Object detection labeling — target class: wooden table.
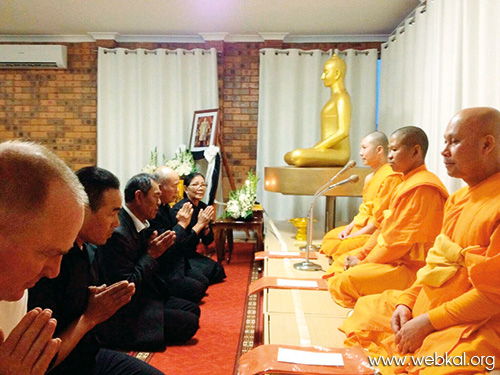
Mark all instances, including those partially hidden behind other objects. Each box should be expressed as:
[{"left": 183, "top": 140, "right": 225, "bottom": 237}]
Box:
[{"left": 213, "top": 211, "right": 264, "bottom": 263}]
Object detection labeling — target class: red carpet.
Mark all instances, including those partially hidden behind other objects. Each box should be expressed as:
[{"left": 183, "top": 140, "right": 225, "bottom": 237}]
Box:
[{"left": 148, "top": 242, "right": 256, "bottom": 375}]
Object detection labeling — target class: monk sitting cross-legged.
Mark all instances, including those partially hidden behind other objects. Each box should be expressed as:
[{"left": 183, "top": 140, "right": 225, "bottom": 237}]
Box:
[
  {"left": 320, "top": 131, "right": 402, "bottom": 259},
  {"left": 325, "top": 126, "right": 448, "bottom": 308},
  {"left": 340, "top": 107, "right": 500, "bottom": 375}
]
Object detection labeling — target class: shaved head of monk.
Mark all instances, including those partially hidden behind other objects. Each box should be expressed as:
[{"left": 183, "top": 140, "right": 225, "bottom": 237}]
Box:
[
  {"left": 359, "top": 131, "right": 389, "bottom": 169},
  {"left": 365, "top": 131, "right": 389, "bottom": 153},
  {"left": 442, "top": 107, "right": 500, "bottom": 186},
  {"left": 388, "top": 126, "right": 428, "bottom": 175}
]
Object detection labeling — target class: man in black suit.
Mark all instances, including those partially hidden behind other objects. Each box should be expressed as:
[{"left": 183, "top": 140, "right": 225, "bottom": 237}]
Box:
[
  {"left": 149, "top": 166, "right": 209, "bottom": 303},
  {"left": 29, "top": 166, "right": 164, "bottom": 375},
  {"left": 97, "top": 173, "right": 200, "bottom": 351}
]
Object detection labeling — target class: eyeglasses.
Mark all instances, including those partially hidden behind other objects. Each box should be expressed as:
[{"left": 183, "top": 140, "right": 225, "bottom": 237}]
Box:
[{"left": 188, "top": 183, "right": 208, "bottom": 188}]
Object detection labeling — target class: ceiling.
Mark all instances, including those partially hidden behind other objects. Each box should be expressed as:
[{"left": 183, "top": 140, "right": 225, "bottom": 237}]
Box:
[{"left": 1, "top": 0, "right": 421, "bottom": 43}]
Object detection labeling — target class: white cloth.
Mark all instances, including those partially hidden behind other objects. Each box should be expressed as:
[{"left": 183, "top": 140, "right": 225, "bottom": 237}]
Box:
[{"left": 202, "top": 145, "right": 220, "bottom": 202}]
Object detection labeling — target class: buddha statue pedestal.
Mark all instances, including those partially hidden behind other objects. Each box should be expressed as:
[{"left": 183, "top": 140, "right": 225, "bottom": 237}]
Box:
[{"left": 264, "top": 166, "right": 370, "bottom": 231}]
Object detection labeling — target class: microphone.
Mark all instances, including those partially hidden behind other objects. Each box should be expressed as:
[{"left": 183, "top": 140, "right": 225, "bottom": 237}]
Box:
[
  {"left": 335, "top": 160, "right": 356, "bottom": 179},
  {"left": 328, "top": 174, "right": 359, "bottom": 189},
  {"left": 315, "top": 174, "right": 359, "bottom": 199},
  {"left": 314, "top": 160, "right": 356, "bottom": 197}
]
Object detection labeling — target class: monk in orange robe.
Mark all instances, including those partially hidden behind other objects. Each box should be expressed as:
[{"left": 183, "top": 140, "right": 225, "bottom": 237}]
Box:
[
  {"left": 326, "top": 127, "right": 448, "bottom": 308},
  {"left": 341, "top": 107, "right": 500, "bottom": 374},
  {"left": 321, "top": 131, "right": 402, "bottom": 258}
]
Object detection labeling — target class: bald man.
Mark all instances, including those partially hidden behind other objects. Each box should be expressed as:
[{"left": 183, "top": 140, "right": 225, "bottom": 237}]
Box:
[
  {"left": 149, "top": 166, "right": 209, "bottom": 303},
  {"left": 0, "top": 141, "right": 86, "bottom": 374},
  {"left": 326, "top": 127, "right": 448, "bottom": 308},
  {"left": 341, "top": 107, "right": 500, "bottom": 374},
  {"left": 321, "top": 131, "right": 402, "bottom": 258}
]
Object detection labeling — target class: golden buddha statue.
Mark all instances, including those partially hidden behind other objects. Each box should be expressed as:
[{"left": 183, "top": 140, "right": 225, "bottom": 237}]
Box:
[{"left": 284, "top": 54, "right": 351, "bottom": 167}]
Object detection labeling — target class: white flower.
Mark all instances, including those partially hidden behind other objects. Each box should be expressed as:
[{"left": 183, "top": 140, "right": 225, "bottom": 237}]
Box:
[
  {"left": 223, "top": 170, "right": 259, "bottom": 219},
  {"left": 164, "top": 145, "right": 197, "bottom": 177},
  {"left": 142, "top": 164, "right": 156, "bottom": 174}
]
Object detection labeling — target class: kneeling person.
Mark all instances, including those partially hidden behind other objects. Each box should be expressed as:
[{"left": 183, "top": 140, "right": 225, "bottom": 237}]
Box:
[
  {"left": 29, "top": 167, "right": 163, "bottom": 375},
  {"left": 97, "top": 173, "right": 200, "bottom": 351},
  {"left": 149, "top": 166, "right": 209, "bottom": 303}
]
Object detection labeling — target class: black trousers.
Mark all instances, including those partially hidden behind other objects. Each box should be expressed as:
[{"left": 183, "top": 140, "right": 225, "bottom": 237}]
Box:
[
  {"left": 50, "top": 349, "right": 164, "bottom": 375},
  {"left": 163, "top": 296, "right": 200, "bottom": 344},
  {"left": 166, "top": 268, "right": 209, "bottom": 303},
  {"left": 94, "top": 349, "right": 164, "bottom": 375},
  {"left": 188, "top": 253, "right": 226, "bottom": 285}
]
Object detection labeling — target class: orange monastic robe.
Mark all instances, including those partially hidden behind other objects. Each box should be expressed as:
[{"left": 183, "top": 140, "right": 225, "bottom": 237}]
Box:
[
  {"left": 341, "top": 171, "right": 500, "bottom": 375},
  {"left": 327, "top": 165, "right": 448, "bottom": 308},
  {"left": 320, "top": 163, "right": 402, "bottom": 257}
]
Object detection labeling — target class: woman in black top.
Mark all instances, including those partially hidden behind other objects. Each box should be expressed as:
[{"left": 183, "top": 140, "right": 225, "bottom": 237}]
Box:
[{"left": 172, "top": 172, "right": 226, "bottom": 284}]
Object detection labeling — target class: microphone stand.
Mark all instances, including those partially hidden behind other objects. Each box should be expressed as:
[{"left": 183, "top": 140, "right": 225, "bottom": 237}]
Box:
[
  {"left": 299, "top": 160, "right": 355, "bottom": 252},
  {"left": 294, "top": 175, "right": 359, "bottom": 271}
]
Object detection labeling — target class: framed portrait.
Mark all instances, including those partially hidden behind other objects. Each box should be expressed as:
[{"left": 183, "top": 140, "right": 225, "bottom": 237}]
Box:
[{"left": 189, "top": 109, "right": 219, "bottom": 152}]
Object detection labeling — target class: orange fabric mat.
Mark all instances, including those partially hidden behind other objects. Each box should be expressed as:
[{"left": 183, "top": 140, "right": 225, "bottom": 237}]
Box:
[
  {"left": 248, "top": 276, "right": 328, "bottom": 295},
  {"left": 239, "top": 344, "right": 374, "bottom": 375}
]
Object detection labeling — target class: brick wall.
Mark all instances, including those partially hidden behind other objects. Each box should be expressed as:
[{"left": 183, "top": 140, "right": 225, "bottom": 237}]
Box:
[
  {"left": 0, "top": 40, "right": 381, "bottom": 194},
  {"left": 0, "top": 43, "right": 97, "bottom": 170}
]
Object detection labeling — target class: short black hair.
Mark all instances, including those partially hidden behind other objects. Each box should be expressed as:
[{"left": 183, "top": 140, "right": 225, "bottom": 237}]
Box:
[
  {"left": 183, "top": 172, "right": 205, "bottom": 187},
  {"left": 76, "top": 166, "right": 120, "bottom": 212},
  {"left": 124, "top": 173, "right": 159, "bottom": 203},
  {"left": 392, "top": 126, "right": 429, "bottom": 158}
]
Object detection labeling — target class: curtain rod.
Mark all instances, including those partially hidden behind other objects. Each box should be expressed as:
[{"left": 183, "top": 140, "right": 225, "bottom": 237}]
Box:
[
  {"left": 100, "top": 48, "right": 214, "bottom": 56},
  {"left": 260, "top": 49, "right": 372, "bottom": 56},
  {"left": 388, "top": 0, "right": 427, "bottom": 40}
]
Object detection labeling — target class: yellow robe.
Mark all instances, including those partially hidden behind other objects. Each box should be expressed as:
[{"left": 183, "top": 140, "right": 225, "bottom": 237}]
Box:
[
  {"left": 341, "top": 171, "right": 500, "bottom": 374},
  {"left": 327, "top": 165, "right": 448, "bottom": 308},
  {"left": 321, "top": 163, "right": 402, "bottom": 257}
]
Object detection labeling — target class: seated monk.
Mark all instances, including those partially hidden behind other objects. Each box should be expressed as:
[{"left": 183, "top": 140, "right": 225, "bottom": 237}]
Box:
[
  {"left": 325, "top": 126, "right": 448, "bottom": 308},
  {"left": 284, "top": 54, "right": 351, "bottom": 167},
  {"left": 320, "top": 131, "right": 402, "bottom": 258},
  {"left": 340, "top": 107, "right": 500, "bottom": 375}
]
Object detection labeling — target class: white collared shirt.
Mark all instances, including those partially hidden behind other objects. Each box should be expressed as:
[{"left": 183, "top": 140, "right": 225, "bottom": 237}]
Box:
[
  {"left": 0, "top": 290, "right": 28, "bottom": 337},
  {"left": 123, "top": 205, "right": 150, "bottom": 233}
]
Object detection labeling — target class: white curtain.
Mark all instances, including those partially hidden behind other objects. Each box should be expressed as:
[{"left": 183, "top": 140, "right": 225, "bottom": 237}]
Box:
[
  {"left": 379, "top": 0, "right": 500, "bottom": 193},
  {"left": 97, "top": 47, "right": 219, "bottom": 187},
  {"left": 257, "top": 48, "right": 378, "bottom": 227}
]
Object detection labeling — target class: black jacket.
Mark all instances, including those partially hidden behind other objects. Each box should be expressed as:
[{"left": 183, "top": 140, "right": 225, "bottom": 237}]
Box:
[{"left": 96, "top": 208, "right": 166, "bottom": 351}]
